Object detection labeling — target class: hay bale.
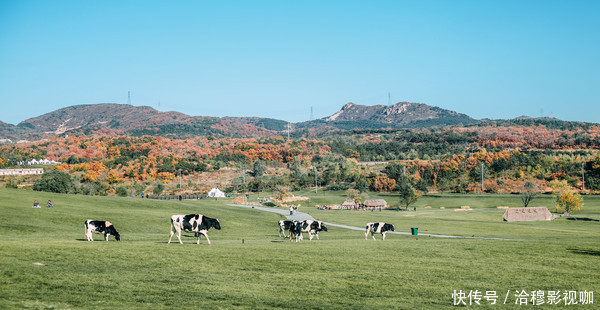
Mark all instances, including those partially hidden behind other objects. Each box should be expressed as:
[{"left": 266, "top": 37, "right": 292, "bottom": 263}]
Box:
[
  {"left": 424, "top": 206, "right": 432, "bottom": 209},
  {"left": 497, "top": 206, "right": 509, "bottom": 209},
  {"left": 440, "top": 207, "right": 445, "bottom": 209}
]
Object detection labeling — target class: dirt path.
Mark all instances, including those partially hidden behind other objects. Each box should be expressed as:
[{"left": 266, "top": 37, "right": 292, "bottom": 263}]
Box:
[
  {"left": 229, "top": 204, "right": 315, "bottom": 221},
  {"left": 229, "top": 204, "right": 516, "bottom": 240}
]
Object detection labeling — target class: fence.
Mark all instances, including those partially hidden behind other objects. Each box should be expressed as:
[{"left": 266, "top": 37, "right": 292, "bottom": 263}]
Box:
[{"left": 147, "top": 194, "right": 207, "bottom": 200}]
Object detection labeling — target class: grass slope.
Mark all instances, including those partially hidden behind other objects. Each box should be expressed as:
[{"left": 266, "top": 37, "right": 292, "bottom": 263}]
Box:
[{"left": 0, "top": 188, "right": 598, "bottom": 309}]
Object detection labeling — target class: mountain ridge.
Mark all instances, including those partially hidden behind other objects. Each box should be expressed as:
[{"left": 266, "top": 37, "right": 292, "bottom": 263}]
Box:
[
  {"left": 4, "top": 103, "right": 278, "bottom": 140},
  {"left": 0, "top": 102, "right": 589, "bottom": 141}
]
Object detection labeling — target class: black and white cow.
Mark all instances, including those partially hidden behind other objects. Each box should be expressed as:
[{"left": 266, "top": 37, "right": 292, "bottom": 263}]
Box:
[
  {"left": 288, "top": 220, "right": 302, "bottom": 242},
  {"left": 168, "top": 214, "right": 221, "bottom": 245},
  {"left": 365, "top": 222, "right": 395, "bottom": 240},
  {"left": 85, "top": 219, "right": 121, "bottom": 241},
  {"left": 278, "top": 220, "right": 293, "bottom": 238},
  {"left": 298, "top": 220, "right": 328, "bottom": 241}
]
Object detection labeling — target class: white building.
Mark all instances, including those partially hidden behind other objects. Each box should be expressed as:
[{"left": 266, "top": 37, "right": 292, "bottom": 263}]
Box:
[
  {"left": 0, "top": 168, "right": 44, "bottom": 176},
  {"left": 16, "top": 158, "right": 61, "bottom": 166},
  {"left": 207, "top": 188, "right": 226, "bottom": 198}
]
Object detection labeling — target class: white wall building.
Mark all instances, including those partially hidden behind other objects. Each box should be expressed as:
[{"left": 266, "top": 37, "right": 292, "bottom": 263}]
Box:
[
  {"left": 15, "top": 158, "right": 61, "bottom": 166},
  {"left": 0, "top": 168, "right": 44, "bottom": 176}
]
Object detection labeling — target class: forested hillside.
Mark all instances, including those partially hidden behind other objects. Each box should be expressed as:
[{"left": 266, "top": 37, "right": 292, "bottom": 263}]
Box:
[{"left": 2, "top": 120, "right": 600, "bottom": 198}]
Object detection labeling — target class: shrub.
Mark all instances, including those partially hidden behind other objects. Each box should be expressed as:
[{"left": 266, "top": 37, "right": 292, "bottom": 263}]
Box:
[
  {"left": 5, "top": 179, "right": 18, "bottom": 189},
  {"left": 116, "top": 186, "right": 128, "bottom": 197},
  {"left": 152, "top": 183, "right": 165, "bottom": 195},
  {"left": 33, "top": 170, "right": 73, "bottom": 194},
  {"left": 262, "top": 201, "right": 277, "bottom": 207}
]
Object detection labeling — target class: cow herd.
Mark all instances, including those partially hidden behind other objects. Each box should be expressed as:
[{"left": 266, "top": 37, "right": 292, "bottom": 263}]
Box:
[
  {"left": 278, "top": 220, "right": 395, "bottom": 242},
  {"left": 278, "top": 220, "right": 328, "bottom": 242},
  {"left": 84, "top": 214, "right": 396, "bottom": 244},
  {"left": 84, "top": 214, "right": 221, "bottom": 244}
]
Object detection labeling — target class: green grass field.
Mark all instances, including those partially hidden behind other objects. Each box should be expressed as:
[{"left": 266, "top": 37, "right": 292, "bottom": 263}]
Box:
[{"left": 1, "top": 188, "right": 598, "bottom": 309}]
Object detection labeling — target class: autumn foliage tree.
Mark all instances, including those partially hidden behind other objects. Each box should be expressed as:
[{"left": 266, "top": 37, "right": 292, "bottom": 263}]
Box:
[
  {"left": 555, "top": 191, "right": 583, "bottom": 215},
  {"left": 371, "top": 175, "right": 396, "bottom": 192},
  {"left": 274, "top": 185, "right": 291, "bottom": 201},
  {"left": 345, "top": 188, "right": 367, "bottom": 203}
]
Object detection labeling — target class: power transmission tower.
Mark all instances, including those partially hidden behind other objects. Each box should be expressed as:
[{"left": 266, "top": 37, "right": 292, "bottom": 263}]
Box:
[{"left": 127, "top": 91, "right": 131, "bottom": 105}]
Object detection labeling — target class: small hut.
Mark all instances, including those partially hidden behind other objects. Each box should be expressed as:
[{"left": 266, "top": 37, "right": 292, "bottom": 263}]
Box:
[
  {"left": 207, "top": 188, "right": 226, "bottom": 198},
  {"left": 341, "top": 199, "right": 357, "bottom": 210},
  {"left": 361, "top": 199, "right": 387, "bottom": 211}
]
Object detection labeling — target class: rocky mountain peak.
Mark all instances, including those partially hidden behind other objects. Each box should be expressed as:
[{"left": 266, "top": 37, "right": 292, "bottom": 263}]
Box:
[{"left": 323, "top": 101, "right": 475, "bottom": 127}]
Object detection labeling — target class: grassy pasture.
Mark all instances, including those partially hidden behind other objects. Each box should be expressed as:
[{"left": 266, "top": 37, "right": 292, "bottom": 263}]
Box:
[{"left": 1, "top": 188, "right": 598, "bottom": 309}]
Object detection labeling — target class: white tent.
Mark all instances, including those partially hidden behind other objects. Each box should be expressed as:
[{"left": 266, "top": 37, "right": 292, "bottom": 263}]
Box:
[{"left": 207, "top": 188, "right": 226, "bottom": 198}]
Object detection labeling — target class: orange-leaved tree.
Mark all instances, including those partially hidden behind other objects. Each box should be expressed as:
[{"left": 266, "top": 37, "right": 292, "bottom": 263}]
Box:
[{"left": 371, "top": 175, "right": 396, "bottom": 192}]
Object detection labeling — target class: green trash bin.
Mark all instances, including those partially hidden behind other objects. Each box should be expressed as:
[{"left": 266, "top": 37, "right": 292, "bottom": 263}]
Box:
[{"left": 411, "top": 227, "right": 418, "bottom": 235}]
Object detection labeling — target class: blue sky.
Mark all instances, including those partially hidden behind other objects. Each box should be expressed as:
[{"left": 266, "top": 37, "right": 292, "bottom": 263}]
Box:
[{"left": 1, "top": 0, "right": 599, "bottom": 124}]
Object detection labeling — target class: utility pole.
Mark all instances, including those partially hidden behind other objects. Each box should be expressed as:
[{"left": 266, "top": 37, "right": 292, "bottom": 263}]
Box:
[
  {"left": 582, "top": 162, "right": 585, "bottom": 191},
  {"left": 314, "top": 166, "right": 318, "bottom": 193},
  {"left": 480, "top": 163, "right": 484, "bottom": 192},
  {"left": 242, "top": 168, "right": 245, "bottom": 184}
]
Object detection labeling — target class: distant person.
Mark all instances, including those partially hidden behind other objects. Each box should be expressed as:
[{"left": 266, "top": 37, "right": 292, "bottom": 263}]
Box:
[
  {"left": 47, "top": 200, "right": 53, "bottom": 208},
  {"left": 33, "top": 200, "right": 40, "bottom": 208},
  {"left": 141, "top": 191, "right": 145, "bottom": 198}
]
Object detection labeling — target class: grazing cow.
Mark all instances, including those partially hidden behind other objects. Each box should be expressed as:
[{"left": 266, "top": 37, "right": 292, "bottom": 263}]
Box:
[
  {"left": 365, "top": 222, "right": 395, "bottom": 240},
  {"left": 278, "top": 220, "right": 293, "bottom": 238},
  {"left": 85, "top": 220, "right": 121, "bottom": 241},
  {"left": 288, "top": 220, "right": 302, "bottom": 242},
  {"left": 298, "top": 220, "right": 328, "bottom": 241},
  {"left": 168, "top": 214, "right": 221, "bottom": 245}
]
